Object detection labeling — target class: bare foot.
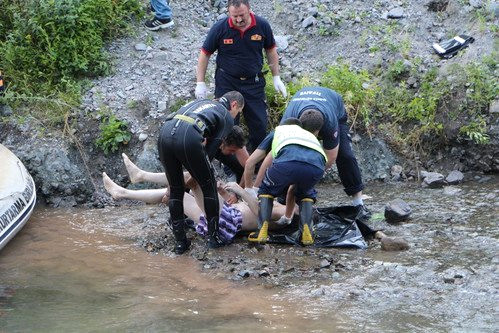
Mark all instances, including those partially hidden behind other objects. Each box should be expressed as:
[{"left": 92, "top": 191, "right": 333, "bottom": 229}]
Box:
[
  {"left": 122, "top": 153, "right": 143, "bottom": 183},
  {"left": 102, "top": 172, "right": 126, "bottom": 200},
  {"left": 161, "top": 189, "right": 170, "bottom": 204}
]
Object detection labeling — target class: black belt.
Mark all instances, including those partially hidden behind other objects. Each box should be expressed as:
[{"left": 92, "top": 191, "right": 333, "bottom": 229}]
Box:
[
  {"left": 170, "top": 114, "right": 206, "bottom": 136},
  {"left": 218, "top": 67, "right": 260, "bottom": 81}
]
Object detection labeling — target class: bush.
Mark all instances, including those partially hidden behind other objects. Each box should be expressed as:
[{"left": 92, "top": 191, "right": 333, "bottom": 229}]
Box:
[
  {"left": 0, "top": 0, "right": 143, "bottom": 126},
  {"left": 95, "top": 113, "right": 132, "bottom": 154},
  {"left": 320, "top": 63, "right": 377, "bottom": 131}
]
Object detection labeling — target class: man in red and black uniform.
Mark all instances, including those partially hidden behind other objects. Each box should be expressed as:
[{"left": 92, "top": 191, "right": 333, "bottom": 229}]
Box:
[
  {"left": 195, "top": 0, "right": 287, "bottom": 151},
  {"left": 158, "top": 91, "right": 244, "bottom": 254}
]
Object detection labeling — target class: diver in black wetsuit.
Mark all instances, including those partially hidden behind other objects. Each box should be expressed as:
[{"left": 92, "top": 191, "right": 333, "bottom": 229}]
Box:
[{"left": 158, "top": 91, "right": 244, "bottom": 254}]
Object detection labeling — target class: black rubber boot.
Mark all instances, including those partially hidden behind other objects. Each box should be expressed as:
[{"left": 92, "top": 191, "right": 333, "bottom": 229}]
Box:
[
  {"left": 299, "top": 198, "right": 314, "bottom": 246},
  {"left": 248, "top": 195, "right": 273, "bottom": 243},
  {"left": 171, "top": 219, "right": 191, "bottom": 254},
  {"left": 207, "top": 217, "right": 225, "bottom": 248}
]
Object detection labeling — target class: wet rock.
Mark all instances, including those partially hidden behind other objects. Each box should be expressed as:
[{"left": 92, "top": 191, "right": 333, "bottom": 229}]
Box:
[
  {"left": 384, "top": 198, "right": 412, "bottom": 223},
  {"left": 446, "top": 170, "right": 464, "bottom": 184},
  {"left": 380, "top": 237, "right": 410, "bottom": 251},
  {"left": 422, "top": 171, "right": 447, "bottom": 188}
]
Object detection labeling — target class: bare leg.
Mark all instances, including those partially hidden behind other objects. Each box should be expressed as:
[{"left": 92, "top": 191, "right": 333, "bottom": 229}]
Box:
[
  {"left": 122, "top": 153, "right": 169, "bottom": 185},
  {"left": 102, "top": 172, "right": 166, "bottom": 204}
]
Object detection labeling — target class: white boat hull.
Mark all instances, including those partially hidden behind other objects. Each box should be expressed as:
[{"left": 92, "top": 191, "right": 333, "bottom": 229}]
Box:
[{"left": 0, "top": 144, "right": 36, "bottom": 251}]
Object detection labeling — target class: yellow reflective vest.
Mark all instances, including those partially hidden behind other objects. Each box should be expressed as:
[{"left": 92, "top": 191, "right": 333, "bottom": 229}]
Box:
[{"left": 271, "top": 124, "right": 327, "bottom": 162}]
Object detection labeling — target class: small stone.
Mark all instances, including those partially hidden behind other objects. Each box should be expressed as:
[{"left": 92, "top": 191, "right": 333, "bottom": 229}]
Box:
[
  {"left": 387, "top": 7, "right": 405, "bottom": 18},
  {"left": 134, "top": 43, "right": 148, "bottom": 51},
  {"left": 385, "top": 199, "right": 412, "bottom": 223},
  {"left": 158, "top": 101, "right": 167, "bottom": 112},
  {"left": 138, "top": 133, "right": 148, "bottom": 141},
  {"left": 422, "top": 172, "right": 446, "bottom": 188},
  {"left": 446, "top": 170, "right": 464, "bottom": 184},
  {"left": 302, "top": 16, "right": 317, "bottom": 28},
  {"left": 380, "top": 237, "right": 410, "bottom": 251},
  {"left": 274, "top": 35, "right": 289, "bottom": 51},
  {"left": 320, "top": 259, "right": 331, "bottom": 268}
]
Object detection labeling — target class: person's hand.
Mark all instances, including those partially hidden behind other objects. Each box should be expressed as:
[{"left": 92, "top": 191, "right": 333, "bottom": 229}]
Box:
[
  {"left": 195, "top": 82, "right": 207, "bottom": 99},
  {"left": 275, "top": 215, "right": 292, "bottom": 225},
  {"left": 272, "top": 76, "right": 287, "bottom": 98},
  {"left": 161, "top": 190, "right": 170, "bottom": 204},
  {"left": 226, "top": 192, "right": 238, "bottom": 205}
]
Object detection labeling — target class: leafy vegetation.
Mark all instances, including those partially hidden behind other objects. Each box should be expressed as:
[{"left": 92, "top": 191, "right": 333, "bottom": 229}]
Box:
[
  {"left": 264, "top": 54, "right": 497, "bottom": 160},
  {"left": 0, "top": 0, "right": 143, "bottom": 126},
  {"left": 95, "top": 113, "right": 132, "bottom": 154}
]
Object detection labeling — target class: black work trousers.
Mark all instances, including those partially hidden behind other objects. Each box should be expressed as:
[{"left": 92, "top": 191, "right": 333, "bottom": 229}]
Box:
[
  {"left": 215, "top": 68, "right": 267, "bottom": 151},
  {"left": 336, "top": 119, "right": 364, "bottom": 196}
]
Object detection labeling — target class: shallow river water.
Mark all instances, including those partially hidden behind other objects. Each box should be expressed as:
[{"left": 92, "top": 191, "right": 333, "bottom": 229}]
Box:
[{"left": 1, "top": 178, "right": 498, "bottom": 332}]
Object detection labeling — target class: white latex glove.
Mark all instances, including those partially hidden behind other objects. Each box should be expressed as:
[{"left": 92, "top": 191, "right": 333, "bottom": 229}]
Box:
[
  {"left": 244, "top": 187, "right": 258, "bottom": 198},
  {"left": 272, "top": 75, "right": 287, "bottom": 98},
  {"left": 275, "top": 215, "right": 292, "bottom": 225},
  {"left": 195, "top": 82, "right": 207, "bottom": 99}
]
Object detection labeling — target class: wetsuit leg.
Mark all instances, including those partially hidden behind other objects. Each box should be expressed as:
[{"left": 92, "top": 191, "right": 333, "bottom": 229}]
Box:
[
  {"left": 170, "top": 217, "right": 191, "bottom": 254},
  {"left": 336, "top": 120, "right": 364, "bottom": 196},
  {"left": 178, "top": 130, "right": 224, "bottom": 248},
  {"left": 158, "top": 124, "right": 189, "bottom": 253}
]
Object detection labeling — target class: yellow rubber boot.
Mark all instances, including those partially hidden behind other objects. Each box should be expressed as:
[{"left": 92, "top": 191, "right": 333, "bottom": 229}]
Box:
[
  {"left": 299, "top": 198, "right": 315, "bottom": 246},
  {"left": 248, "top": 194, "right": 273, "bottom": 244},
  {"left": 301, "top": 224, "right": 314, "bottom": 245},
  {"left": 248, "top": 221, "right": 269, "bottom": 243}
]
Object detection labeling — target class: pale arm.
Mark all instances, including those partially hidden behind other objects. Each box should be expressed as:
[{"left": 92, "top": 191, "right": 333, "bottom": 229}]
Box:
[
  {"left": 325, "top": 146, "right": 339, "bottom": 170},
  {"left": 242, "top": 148, "right": 267, "bottom": 188},
  {"left": 224, "top": 182, "right": 259, "bottom": 217},
  {"left": 196, "top": 51, "right": 210, "bottom": 82},
  {"left": 254, "top": 151, "right": 274, "bottom": 187},
  {"left": 265, "top": 47, "right": 280, "bottom": 76}
]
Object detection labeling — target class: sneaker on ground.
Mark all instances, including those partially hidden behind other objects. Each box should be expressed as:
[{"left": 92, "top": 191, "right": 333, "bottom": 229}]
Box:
[{"left": 144, "top": 17, "right": 174, "bottom": 31}]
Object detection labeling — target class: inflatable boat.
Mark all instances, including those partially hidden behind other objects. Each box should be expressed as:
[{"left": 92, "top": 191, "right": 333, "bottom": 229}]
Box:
[{"left": 0, "top": 144, "right": 36, "bottom": 251}]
